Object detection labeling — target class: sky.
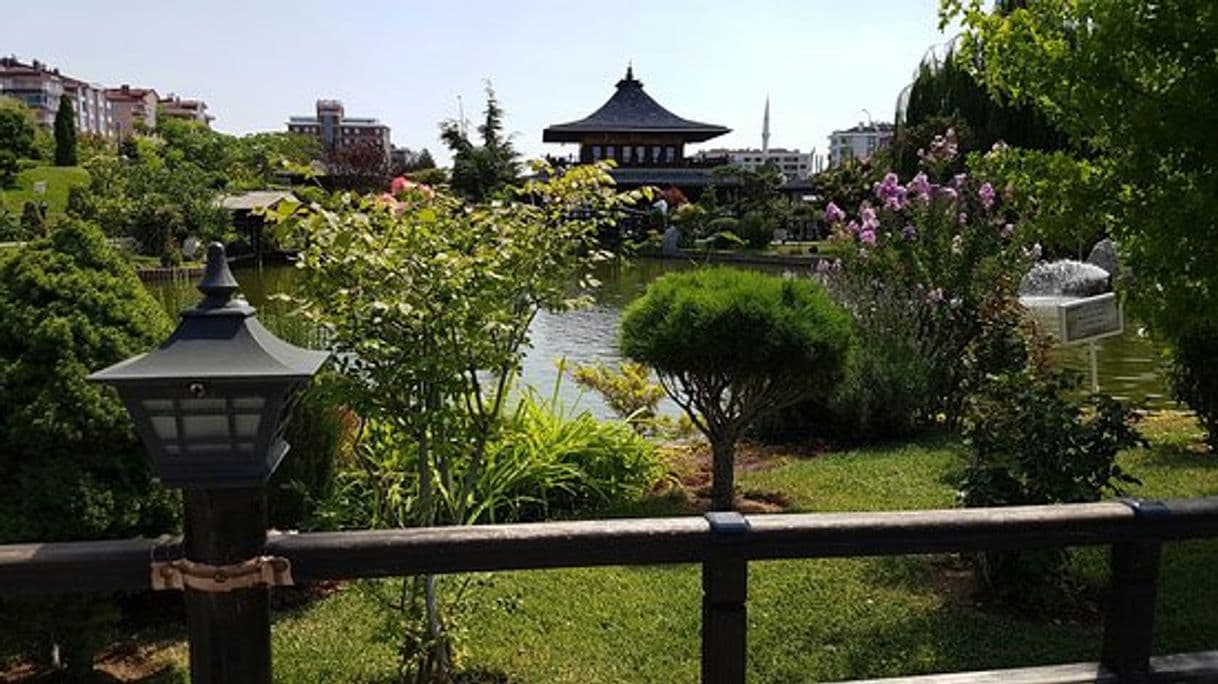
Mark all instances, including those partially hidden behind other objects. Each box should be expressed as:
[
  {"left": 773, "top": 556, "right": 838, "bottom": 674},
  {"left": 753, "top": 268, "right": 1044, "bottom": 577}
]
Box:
[{"left": 1, "top": 1, "right": 955, "bottom": 166}]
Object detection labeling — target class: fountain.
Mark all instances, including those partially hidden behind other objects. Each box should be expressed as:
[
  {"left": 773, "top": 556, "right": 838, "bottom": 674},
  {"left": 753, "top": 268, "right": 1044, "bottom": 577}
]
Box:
[{"left": 1018, "top": 259, "right": 1111, "bottom": 298}]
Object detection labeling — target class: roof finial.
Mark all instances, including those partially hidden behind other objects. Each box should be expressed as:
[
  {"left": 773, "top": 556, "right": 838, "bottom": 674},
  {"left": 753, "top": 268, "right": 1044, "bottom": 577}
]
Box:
[
  {"left": 626, "top": 61, "right": 634, "bottom": 81},
  {"left": 197, "top": 242, "right": 240, "bottom": 306},
  {"left": 618, "top": 62, "right": 641, "bottom": 88}
]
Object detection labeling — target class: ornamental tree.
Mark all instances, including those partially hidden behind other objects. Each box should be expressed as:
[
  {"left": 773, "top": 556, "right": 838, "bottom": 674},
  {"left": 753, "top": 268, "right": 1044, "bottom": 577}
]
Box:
[{"left": 620, "top": 267, "right": 853, "bottom": 510}]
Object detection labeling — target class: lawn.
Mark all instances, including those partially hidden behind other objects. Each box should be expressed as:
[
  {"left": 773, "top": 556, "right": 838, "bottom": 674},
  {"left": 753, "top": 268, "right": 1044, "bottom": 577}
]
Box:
[
  {"left": 0, "top": 165, "right": 90, "bottom": 216},
  {"left": 89, "top": 413, "right": 1218, "bottom": 683}
]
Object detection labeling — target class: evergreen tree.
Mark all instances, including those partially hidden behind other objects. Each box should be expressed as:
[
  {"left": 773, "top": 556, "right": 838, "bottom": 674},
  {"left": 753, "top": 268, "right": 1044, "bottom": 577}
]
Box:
[
  {"left": 53, "top": 95, "right": 76, "bottom": 167},
  {"left": 0, "top": 97, "right": 36, "bottom": 186},
  {"left": 440, "top": 83, "right": 519, "bottom": 201},
  {"left": 415, "top": 148, "right": 436, "bottom": 170}
]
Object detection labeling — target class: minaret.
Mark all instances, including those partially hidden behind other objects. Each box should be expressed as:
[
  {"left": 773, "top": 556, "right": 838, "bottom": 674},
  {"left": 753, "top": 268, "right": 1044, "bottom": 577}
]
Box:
[{"left": 762, "top": 96, "right": 771, "bottom": 161}]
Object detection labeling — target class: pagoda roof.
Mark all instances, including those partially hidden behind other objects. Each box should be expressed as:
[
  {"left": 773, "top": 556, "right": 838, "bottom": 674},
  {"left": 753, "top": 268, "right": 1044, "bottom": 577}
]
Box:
[{"left": 543, "top": 66, "right": 730, "bottom": 143}]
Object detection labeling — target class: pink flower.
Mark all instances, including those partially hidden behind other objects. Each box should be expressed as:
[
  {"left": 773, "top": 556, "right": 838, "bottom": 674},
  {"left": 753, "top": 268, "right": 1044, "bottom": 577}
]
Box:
[
  {"left": 389, "top": 176, "right": 435, "bottom": 198},
  {"left": 927, "top": 287, "right": 945, "bottom": 304},
  {"left": 860, "top": 229, "right": 877, "bottom": 246},
  {"left": 1001, "top": 223, "right": 1015, "bottom": 239},
  {"left": 846, "top": 220, "right": 861, "bottom": 235},
  {"left": 958, "top": 212, "right": 969, "bottom": 225},
  {"left": 824, "top": 201, "right": 845, "bottom": 223}
]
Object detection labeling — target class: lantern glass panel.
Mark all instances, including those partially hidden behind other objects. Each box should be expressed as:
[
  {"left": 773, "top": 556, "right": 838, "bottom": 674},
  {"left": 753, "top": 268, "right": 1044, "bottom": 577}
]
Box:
[
  {"left": 234, "top": 414, "right": 260, "bottom": 438},
  {"left": 181, "top": 414, "right": 230, "bottom": 439},
  {"left": 232, "top": 397, "right": 264, "bottom": 410},
  {"left": 143, "top": 399, "right": 174, "bottom": 412},
  {"left": 151, "top": 415, "right": 178, "bottom": 440},
  {"left": 181, "top": 398, "right": 226, "bottom": 412}
]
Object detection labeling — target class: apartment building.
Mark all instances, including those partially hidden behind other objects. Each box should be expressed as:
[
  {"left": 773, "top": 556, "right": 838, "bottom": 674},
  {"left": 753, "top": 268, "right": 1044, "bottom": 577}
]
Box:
[
  {"left": 105, "top": 84, "right": 159, "bottom": 138},
  {"left": 160, "top": 93, "right": 213, "bottom": 127},
  {"left": 0, "top": 56, "right": 114, "bottom": 136},
  {"left": 828, "top": 122, "right": 894, "bottom": 167},
  {"left": 287, "top": 100, "right": 391, "bottom": 162}
]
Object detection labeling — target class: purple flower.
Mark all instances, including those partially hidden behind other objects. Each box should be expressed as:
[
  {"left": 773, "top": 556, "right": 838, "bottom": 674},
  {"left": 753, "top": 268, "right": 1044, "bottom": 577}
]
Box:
[
  {"left": 861, "top": 207, "right": 877, "bottom": 224},
  {"left": 978, "top": 182, "right": 995, "bottom": 210},
  {"left": 873, "top": 172, "right": 908, "bottom": 210},
  {"left": 860, "top": 229, "right": 877, "bottom": 246},
  {"left": 908, "top": 172, "right": 932, "bottom": 203},
  {"left": 1001, "top": 223, "right": 1015, "bottom": 239},
  {"left": 824, "top": 201, "right": 845, "bottom": 223},
  {"left": 952, "top": 173, "right": 968, "bottom": 189},
  {"left": 846, "top": 220, "right": 861, "bottom": 235},
  {"left": 958, "top": 212, "right": 969, "bottom": 225},
  {"left": 902, "top": 224, "right": 918, "bottom": 240},
  {"left": 938, "top": 186, "right": 958, "bottom": 201}
]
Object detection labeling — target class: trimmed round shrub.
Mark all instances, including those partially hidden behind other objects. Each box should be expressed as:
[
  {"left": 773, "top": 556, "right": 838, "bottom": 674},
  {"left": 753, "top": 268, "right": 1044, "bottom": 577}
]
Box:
[{"left": 621, "top": 267, "right": 853, "bottom": 509}]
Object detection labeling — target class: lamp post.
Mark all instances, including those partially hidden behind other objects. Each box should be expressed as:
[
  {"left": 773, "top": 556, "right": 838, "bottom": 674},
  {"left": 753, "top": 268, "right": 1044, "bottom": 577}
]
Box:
[{"left": 89, "top": 243, "right": 328, "bottom": 683}]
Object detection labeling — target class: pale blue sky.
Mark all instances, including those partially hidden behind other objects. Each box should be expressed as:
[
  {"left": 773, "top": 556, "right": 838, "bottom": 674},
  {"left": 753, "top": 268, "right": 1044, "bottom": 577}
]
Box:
[{"left": 2, "top": 1, "right": 954, "bottom": 165}]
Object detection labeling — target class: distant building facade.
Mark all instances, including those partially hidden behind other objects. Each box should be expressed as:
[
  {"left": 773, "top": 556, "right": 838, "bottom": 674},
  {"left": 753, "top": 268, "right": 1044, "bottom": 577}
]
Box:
[
  {"left": 106, "top": 84, "right": 159, "bottom": 138},
  {"left": 160, "top": 94, "right": 212, "bottom": 127},
  {"left": 0, "top": 56, "right": 114, "bottom": 136},
  {"left": 287, "top": 100, "right": 391, "bottom": 162},
  {"left": 695, "top": 148, "right": 813, "bottom": 179},
  {"left": 828, "top": 122, "right": 894, "bottom": 167}
]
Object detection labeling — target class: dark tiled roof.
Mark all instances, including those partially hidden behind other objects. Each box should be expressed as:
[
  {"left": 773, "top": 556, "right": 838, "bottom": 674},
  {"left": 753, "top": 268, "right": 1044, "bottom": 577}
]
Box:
[{"left": 544, "top": 67, "right": 730, "bottom": 143}]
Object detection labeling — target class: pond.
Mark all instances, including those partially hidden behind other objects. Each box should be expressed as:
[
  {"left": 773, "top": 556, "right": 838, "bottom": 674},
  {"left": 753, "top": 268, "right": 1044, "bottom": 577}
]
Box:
[{"left": 146, "top": 259, "right": 1176, "bottom": 418}]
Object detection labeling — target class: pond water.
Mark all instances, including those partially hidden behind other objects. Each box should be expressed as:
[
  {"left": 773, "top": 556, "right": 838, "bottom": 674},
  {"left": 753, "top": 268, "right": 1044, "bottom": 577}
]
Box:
[{"left": 147, "top": 260, "right": 1175, "bottom": 418}]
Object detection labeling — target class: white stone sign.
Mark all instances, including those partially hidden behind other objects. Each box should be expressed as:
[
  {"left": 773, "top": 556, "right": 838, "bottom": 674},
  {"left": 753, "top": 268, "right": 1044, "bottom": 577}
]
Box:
[{"left": 1058, "top": 293, "right": 1123, "bottom": 345}]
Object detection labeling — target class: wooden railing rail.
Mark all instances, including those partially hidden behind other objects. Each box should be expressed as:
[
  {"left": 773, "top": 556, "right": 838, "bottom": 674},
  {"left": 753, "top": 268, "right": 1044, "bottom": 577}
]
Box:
[{"left": 3, "top": 497, "right": 1218, "bottom": 682}]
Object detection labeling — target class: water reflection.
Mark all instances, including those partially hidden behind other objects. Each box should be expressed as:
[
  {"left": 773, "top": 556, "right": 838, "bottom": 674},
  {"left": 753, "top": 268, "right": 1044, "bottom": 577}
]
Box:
[{"left": 148, "top": 259, "right": 1175, "bottom": 418}]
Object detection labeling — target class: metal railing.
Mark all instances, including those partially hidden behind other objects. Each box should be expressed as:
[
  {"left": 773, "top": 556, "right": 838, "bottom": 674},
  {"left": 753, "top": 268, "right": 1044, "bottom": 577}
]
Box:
[{"left": 4, "top": 497, "right": 1218, "bottom": 682}]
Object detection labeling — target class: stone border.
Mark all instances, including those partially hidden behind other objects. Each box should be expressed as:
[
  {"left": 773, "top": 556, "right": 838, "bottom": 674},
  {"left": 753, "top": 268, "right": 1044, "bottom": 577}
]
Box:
[
  {"left": 136, "top": 265, "right": 206, "bottom": 283},
  {"left": 644, "top": 248, "right": 828, "bottom": 268}
]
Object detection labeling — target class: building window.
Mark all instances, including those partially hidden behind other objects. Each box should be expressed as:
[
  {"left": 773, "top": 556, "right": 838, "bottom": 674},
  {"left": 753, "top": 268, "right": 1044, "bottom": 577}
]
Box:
[
  {"left": 591, "top": 145, "right": 602, "bottom": 161},
  {"left": 622, "top": 146, "right": 632, "bottom": 163},
  {"left": 606, "top": 146, "right": 615, "bottom": 160},
  {"left": 635, "top": 146, "right": 645, "bottom": 163},
  {"left": 665, "top": 146, "right": 675, "bottom": 162}
]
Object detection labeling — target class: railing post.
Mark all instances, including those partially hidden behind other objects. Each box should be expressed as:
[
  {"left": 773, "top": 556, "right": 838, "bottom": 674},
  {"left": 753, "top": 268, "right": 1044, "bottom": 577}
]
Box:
[
  {"left": 702, "top": 512, "right": 749, "bottom": 684},
  {"left": 1102, "top": 499, "right": 1167, "bottom": 683},
  {"left": 183, "top": 488, "right": 271, "bottom": 684}
]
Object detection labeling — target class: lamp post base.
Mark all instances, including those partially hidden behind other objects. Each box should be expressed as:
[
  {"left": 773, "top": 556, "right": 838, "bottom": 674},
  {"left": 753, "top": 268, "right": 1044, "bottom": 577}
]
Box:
[{"left": 183, "top": 488, "right": 271, "bottom": 684}]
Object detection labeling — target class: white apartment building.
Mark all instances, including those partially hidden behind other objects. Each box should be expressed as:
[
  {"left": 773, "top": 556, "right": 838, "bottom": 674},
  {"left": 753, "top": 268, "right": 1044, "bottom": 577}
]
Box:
[
  {"left": 828, "top": 122, "right": 894, "bottom": 167},
  {"left": 696, "top": 148, "right": 813, "bottom": 179}
]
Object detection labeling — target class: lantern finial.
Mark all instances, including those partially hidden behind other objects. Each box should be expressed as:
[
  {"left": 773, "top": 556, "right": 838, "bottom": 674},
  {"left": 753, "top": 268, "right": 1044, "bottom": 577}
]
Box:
[{"left": 198, "top": 242, "right": 239, "bottom": 305}]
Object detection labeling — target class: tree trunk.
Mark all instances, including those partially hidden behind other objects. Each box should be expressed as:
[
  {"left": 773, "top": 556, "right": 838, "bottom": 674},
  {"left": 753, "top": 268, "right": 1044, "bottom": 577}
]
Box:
[{"left": 710, "top": 436, "right": 737, "bottom": 511}]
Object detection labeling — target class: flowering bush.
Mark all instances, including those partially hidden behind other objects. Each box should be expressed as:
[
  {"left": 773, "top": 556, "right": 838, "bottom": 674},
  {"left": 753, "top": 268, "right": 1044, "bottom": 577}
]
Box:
[{"left": 819, "top": 132, "right": 1038, "bottom": 425}]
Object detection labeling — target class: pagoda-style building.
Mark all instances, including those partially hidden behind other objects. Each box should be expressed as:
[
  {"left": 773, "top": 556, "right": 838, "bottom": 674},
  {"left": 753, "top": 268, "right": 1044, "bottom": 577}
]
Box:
[{"left": 543, "top": 66, "right": 732, "bottom": 193}]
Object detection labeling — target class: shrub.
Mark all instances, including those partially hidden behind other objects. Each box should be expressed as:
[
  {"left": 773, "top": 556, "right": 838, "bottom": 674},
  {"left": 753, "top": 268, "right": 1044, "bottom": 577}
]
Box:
[
  {"left": 267, "top": 382, "right": 354, "bottom": 530},
  {"left": 472, "top": 388, "right": 662, "bottom": 523},
  {"left": 0, "top": 219, "right": 178, "bottom": 676},
  {"left": 958, "top": 368, "right": 1142, "bottom": 599},
  {"left": 1168, "top": 322, "right": 1218, "bottom": 451},
  {"left": 621, "top": 267, "right": 853, "bottom": 509},
  {"left": 737, "top": 212, "right": 776, "bottom": 249},
  {"left": 568, "top": 361, "right": 665, "bottom": 432}
]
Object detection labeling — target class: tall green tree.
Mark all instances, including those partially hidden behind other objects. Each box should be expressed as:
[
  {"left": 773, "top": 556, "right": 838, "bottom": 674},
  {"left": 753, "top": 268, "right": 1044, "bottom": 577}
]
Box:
[
  {"left": 0, "top": 96, "right": 36, "bottom": 187},
  {"left": 53, "top": 94, "right": 77, "bottom": 166},
  {"left": 942, "top": 0, "right": 1218, "bottom": 446},
  {"left": 440, "top": 83, "right": 519, "bottom": 201}
]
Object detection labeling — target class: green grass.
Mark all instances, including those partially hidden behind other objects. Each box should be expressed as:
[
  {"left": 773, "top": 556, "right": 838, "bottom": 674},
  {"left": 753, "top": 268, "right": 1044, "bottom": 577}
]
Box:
[
  {"left": 0, "top": 164, "right": 89, "bottom": 216},
  {"left": 55, "top": 414, "right": 1218, "bottom": 682}
]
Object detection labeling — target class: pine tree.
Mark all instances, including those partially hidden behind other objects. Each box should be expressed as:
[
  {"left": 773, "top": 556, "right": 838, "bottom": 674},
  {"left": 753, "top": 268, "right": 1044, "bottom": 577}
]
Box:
[
  {"left": 440, "top": 83, "right": 519, "bottom": 201},
  {"left": 53, "top": 94, "right": 76, "bottom": 167}
]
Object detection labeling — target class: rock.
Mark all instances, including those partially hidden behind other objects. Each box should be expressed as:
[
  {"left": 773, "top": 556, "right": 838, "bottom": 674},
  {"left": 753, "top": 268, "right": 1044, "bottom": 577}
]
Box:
[
  {"left": 1019, "top": 259, "right": 1111, "bottom": 297},
  {"left": 1087, "top": 238, "right": 1120, "bottom": 277},
  {"left": 661, "top": 226, "right": 681, "bottom": 256}
]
